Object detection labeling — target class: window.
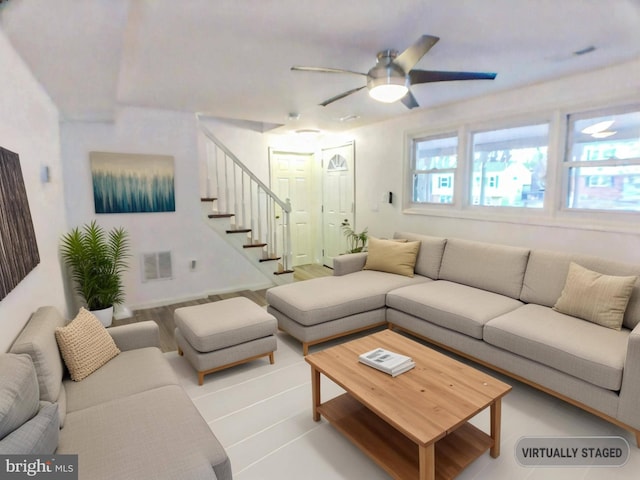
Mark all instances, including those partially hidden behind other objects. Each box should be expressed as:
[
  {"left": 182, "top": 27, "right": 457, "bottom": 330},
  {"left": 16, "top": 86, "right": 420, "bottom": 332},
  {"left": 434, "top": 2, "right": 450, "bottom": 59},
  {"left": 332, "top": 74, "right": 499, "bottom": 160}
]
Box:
[
  {"left": 471, "top": 124, "right": 548, "bottom": 208},
  {"left": 564, "top": 107, "right": 640, "bottom": 211},
  {"left": 411, "top": 134, "right": 457, "bottom": 204}
]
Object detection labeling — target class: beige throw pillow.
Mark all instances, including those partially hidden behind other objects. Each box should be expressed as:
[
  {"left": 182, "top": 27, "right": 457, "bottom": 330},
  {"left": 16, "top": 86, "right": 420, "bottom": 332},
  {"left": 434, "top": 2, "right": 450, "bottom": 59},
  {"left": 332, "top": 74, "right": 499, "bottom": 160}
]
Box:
[
  {"left": 55, "top": 308, "right": 120, "bottom": 381},
  {"left": 553, "top": 262, "right": 637, "bottom": 330},
  {"left": 363, "top": 237, "right": 421, "bottom": 277}
]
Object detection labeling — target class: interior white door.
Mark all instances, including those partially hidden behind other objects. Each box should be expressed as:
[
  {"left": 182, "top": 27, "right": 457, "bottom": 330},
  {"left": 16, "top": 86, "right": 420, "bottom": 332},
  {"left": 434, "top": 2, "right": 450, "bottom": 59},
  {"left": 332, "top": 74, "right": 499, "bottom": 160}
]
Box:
[
  {"left": 269, "top": 150, "right": 314, "bottom": 267},
  {"left": 322, "top": 142, "right": 355, "bottom": 267}
]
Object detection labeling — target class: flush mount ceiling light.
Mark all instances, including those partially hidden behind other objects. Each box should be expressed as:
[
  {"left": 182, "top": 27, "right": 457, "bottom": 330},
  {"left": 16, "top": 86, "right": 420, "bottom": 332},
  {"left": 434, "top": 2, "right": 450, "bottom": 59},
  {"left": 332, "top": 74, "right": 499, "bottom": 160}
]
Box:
[
  {"left": 295, "top": 128, "right": 321, "bottom": 136},
  {"left": 338, "top": 114, "right": 360, "bottom": 122}
]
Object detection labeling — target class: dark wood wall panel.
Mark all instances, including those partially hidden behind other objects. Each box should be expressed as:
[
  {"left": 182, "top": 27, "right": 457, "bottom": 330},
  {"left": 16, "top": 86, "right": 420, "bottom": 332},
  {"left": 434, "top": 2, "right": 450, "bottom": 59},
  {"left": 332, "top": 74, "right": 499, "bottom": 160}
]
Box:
[{"left": 0, "top": 147, "right": 40, "bottom": 300}]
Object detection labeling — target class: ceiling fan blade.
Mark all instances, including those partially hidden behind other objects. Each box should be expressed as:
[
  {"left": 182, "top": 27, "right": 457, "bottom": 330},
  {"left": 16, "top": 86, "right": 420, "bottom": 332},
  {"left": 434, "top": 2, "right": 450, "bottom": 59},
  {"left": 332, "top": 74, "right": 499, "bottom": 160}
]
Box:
[
  {"left": 401, "top": 90, "right": 419, "bottom": 109},
  {"left": 393, "top": 35, "right": 440, "bottom": 72},
  {"left": 319, "top": 85, "right": 366, "bottom": 107},
  {"left": 291, "top": 66, "right": 367, "bottom": 77},
  {"left": 410, "top": 69, "right": 497, "bottom": 84}
]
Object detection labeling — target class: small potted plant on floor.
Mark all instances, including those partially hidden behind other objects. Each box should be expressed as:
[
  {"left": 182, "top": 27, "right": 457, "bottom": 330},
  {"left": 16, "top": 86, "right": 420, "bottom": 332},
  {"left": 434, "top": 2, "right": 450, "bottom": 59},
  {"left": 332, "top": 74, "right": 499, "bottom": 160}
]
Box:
[
  {"left": 341, "top": 219, "right": 368, "bottom": 253},
  {"left": 60, "top": 221, "right": 130, "bottom": 327}
]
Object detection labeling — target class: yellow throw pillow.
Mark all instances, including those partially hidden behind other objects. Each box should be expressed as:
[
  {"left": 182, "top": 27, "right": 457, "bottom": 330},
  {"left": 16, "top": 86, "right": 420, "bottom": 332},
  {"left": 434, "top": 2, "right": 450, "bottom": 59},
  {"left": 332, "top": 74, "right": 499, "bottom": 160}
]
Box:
[
  {"left": 553, "top": 262, "right": 637, "bottom": 330},
  {"left": 55, "top": 308, "right": 120, "bottom": 381},
  {"left": 363, "top": 237, "right": 421, "bottom": 277}
]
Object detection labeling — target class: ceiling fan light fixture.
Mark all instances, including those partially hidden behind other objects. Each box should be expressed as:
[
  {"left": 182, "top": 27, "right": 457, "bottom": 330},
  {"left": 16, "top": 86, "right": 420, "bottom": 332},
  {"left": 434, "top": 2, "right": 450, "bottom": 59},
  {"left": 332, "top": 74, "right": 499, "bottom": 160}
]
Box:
[
  {"left": 367, "top": 59, "right": 409, "bottom": 103},
  {"left": 368, "top": 83, "right": 409, "bottom": 103}
]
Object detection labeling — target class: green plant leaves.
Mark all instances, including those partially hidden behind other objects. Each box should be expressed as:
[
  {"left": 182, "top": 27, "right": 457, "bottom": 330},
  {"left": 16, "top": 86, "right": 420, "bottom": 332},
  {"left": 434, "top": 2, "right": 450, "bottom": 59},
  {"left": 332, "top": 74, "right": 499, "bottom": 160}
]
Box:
[{"left": 60, "top": 220, "right": 130, "bottom": 310}]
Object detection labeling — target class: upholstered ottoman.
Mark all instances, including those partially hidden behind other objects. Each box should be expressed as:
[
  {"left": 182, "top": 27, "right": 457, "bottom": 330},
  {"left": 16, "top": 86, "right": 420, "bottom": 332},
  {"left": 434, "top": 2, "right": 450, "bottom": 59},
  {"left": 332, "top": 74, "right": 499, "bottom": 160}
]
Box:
[{"left": 174, "top": 298, "right": 277, "bottom": 385}]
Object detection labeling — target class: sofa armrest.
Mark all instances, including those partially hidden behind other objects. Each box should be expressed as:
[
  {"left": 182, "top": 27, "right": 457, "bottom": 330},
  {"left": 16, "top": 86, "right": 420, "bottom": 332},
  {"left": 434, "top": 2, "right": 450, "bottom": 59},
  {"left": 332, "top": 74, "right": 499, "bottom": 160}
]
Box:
[
  {"left": 332, "top": 252, "right": 368, "bottom": 276},
  {"left": 618, "top": 322, "right": 640, "bottom": 431},
  {"left": 108, "top": 321, "right": 160, "bottom": 351}
]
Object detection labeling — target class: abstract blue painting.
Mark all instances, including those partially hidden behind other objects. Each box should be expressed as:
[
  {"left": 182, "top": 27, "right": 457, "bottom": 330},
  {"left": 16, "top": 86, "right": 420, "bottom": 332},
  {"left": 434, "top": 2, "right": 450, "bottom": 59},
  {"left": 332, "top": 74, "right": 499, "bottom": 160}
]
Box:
[{"left": 90, "top": 152, "right": 175, "bottom": 214}]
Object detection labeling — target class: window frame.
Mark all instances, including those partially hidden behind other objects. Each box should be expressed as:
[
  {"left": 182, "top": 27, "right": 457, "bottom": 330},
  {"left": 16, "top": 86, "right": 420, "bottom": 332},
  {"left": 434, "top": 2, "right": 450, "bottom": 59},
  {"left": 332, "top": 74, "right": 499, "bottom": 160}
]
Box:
[
  {"left": 403, "top": 100, "right": 640, "bottom": 234},
  {"left": 468, "top": 121, "right": 551, "bottom": 211},
  {"left": 407, "top": 131, "right": 459, "bottom": 207},
  {"left": 561, "top": 104, "right": 640, "bottom": 215}
]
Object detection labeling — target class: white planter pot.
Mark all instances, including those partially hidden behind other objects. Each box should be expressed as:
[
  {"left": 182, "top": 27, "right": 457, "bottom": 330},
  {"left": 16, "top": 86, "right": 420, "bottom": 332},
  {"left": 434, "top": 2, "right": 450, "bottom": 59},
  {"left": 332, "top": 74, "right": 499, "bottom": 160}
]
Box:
[{"left": 91, "top": 306, "right": 114, "bottom": 327}]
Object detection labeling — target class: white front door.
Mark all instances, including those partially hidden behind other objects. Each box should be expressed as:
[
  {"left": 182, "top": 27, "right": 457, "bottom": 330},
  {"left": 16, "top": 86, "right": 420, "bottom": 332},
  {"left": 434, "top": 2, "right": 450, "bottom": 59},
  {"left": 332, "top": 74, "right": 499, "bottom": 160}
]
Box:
[
  {"left": 322, "top": 142, "right": 355, "bottom": 267},
  {"left": 269, "top": 150, "right": 315, "bottom": 267}
]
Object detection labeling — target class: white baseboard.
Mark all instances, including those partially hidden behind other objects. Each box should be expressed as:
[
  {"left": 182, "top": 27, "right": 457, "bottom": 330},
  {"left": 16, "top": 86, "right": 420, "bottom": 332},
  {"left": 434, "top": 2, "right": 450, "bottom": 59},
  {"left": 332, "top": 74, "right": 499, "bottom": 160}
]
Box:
[{"left": 119, "top": 281, "right": 274, "bottom": 314}]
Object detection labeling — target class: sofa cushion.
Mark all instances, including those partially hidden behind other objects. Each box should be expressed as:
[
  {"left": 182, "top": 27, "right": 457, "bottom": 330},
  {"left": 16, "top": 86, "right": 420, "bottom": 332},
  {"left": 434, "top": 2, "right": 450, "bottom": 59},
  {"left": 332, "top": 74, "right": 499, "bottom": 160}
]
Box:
[
  {"left": 438, "top": 238, "right": 530, "bottom": 299},
  {"left": 55, "top": 308, "right": 121, "bottom": 382},
  {"left": 63, "top": 347, "right": 180, "bottom": 413},
  {"left": 393, "top": 232, "right": 447, "bottom": 279},
  {"left": 522, "top": 249, "right": 640, "bottom": 330},
  {"left": 363, "top": 237, "right": 421, "bottom": 277},
  {"left": 553, "top": 262, "right": 636, "bottom": 330},
  {"left": 0, "top": 402, "right": 59, "bottom": 455},
  {"left": 58, "top": 385, "right": 231, "bottom": 480},
  {"left": 267, "top": 270, "right": 429, "bottom": 326},
  {"left": 10, "top": 306, "right": 66, "bottom": 403},
  {"left": 484, "top": 304, "right": 629, "bottom": 391},
  {"left": 0, "top": 353, "right": 40, "bottom": 440},
  {"left": 387, "top": 281, "right": 523, "bottom": 339}
]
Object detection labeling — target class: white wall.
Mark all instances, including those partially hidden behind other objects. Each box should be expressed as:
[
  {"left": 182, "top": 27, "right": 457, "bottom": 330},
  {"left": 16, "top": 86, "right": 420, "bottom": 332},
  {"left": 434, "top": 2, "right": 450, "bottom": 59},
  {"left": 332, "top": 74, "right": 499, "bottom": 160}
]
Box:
[
  {"left": 0, "top": 31, "right": 68, "bottom": 352},
  {"left": 347, "top": 58, "right": 640, "bottom": 264},
  {"left": 60, "top": 107, "right": 271, "bottom": 312}
]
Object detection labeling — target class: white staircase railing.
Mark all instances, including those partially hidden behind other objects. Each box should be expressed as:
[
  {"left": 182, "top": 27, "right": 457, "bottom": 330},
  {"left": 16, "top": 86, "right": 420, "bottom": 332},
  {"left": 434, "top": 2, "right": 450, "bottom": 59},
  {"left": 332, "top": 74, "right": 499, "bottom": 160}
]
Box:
[{"left": 199, "top": 123, "right": 293, "bottom": 274}]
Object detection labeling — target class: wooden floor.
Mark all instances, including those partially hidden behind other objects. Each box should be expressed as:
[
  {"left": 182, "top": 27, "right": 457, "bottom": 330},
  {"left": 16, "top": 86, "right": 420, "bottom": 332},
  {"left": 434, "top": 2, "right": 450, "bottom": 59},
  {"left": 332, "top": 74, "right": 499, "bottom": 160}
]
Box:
[{"left": 113, "top": 263, "right": 332, "bottom": 352}]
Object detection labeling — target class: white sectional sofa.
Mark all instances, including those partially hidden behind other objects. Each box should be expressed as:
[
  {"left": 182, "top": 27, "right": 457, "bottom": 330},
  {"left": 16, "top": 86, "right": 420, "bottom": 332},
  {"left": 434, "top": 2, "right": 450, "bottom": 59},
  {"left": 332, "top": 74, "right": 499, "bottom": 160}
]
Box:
[
  {"left": 2, "top": 306, "right": 232, "bottom": 480},
  {"left": 267, "top": 232, "right": 640, "bottom": 445}
]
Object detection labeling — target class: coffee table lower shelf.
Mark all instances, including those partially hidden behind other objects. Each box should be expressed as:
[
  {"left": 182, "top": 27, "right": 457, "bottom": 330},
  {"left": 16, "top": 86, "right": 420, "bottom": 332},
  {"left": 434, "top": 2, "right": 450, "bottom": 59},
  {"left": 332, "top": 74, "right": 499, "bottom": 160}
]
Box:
[{"left": 318, "top": 393, "right": 493, "bottom": 480}]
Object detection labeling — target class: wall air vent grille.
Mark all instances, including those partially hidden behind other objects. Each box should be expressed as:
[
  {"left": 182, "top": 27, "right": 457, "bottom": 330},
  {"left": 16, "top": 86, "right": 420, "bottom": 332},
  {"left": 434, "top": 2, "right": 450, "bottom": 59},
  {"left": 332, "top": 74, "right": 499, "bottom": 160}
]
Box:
[{"left": 142, "top": 251, "right": 172, "bottom": 282}]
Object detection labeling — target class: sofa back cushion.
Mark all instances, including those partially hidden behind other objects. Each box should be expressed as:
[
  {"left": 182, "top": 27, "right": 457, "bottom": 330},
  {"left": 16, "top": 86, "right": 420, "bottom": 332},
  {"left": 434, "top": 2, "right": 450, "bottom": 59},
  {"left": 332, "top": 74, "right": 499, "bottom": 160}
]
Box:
[
  {"left": 393, "top": 232, "right": 447, "bottom": 279},
  {"left": 522, "top": 250, "right": 640, "bottom": 330},
  {"left": 0, "top": 353, "right": 40, "bottom": 440},
  {"left": 439, "top": 238, "right": 530, "bottom": 299},
  {"left": 10, "top": 306, "right": 66, "bottom": 404}
]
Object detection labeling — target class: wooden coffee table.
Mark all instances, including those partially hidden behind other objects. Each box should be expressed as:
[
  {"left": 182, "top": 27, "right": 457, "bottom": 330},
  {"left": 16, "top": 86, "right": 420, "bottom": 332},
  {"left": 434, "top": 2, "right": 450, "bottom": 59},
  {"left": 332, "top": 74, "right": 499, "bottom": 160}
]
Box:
[{"left": 305, "top": 330, "right": 511, "bottom": 480}]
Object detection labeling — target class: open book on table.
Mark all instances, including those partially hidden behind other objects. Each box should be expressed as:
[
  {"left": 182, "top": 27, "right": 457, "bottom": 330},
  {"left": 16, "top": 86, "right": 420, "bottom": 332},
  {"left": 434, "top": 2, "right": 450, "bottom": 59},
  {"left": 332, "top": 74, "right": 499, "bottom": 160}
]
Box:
[{"left": 358, "top": 347, "right": 416, "bottom": 377}]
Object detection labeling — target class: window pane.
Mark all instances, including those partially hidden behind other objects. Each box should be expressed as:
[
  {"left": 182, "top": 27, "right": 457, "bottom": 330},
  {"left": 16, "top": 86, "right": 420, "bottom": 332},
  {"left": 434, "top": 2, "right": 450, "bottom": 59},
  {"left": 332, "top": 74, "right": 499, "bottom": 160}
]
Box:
[
  {"left": 569, "top": 111, "right": 640, "bottom": 162},
  {"left": 413, "top": 173, "right": 454, "bottom": 204},
  {"left": 566, "top": 165, "right": 640, "bottom": 211},
  {"left": 471, "top": 124, "right": 548, "bottom": 208},
  {"left": 411, "top": 134, "right": 457, "bottom": 204},
  {"left": 565, "top": 108, "right": 640, "bottom": 211},
  {"left": 414, "top": 136, "right": 457, "bottom": 170}
]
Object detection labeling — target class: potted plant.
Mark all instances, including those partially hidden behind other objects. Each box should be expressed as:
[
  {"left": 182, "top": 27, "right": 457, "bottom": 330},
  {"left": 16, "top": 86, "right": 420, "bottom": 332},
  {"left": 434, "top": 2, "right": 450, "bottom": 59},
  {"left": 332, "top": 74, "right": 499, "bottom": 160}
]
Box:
[
  {"left": 340, "top": 219, "right": 368, "bottom": 253},
  {"left": 60, "top": 221, "right": 130, "bottom": 327}
]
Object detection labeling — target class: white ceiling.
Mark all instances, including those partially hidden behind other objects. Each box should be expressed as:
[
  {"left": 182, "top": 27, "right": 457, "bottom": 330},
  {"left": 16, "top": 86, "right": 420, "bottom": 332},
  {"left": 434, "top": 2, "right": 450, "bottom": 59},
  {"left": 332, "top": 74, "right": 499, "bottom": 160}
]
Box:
[{"left": 2, "top": 0, "right": 640, "bottom": 133}]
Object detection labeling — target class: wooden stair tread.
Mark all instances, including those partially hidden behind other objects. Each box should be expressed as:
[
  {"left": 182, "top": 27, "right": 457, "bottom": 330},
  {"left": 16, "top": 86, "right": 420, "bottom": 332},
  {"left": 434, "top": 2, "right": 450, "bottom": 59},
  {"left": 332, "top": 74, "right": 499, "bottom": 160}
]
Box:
[
  {"left": 259, "top": 257, "right": 281, "bottom": 263},
  {"left": 243, "top": 243, "right": 267, "bottom": 248},
  {"left": 274, "top": 270, "right": 294, "bottom": 275},
  {"left": 226, "top": 228, "right": 252, "bottom": 234},
  {"left": 200, "top": 197, "right": 217, "bottom": 202},
  {"left": 208, "top": 213, "right": 235, "bottom": 218}
]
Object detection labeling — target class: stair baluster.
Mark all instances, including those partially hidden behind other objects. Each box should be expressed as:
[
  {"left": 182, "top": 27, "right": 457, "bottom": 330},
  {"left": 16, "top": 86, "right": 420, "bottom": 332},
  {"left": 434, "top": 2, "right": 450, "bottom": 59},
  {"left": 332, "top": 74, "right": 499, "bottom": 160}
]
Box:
[{"left": 199, "top": 123, "right": 292, "bottom": 280}]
